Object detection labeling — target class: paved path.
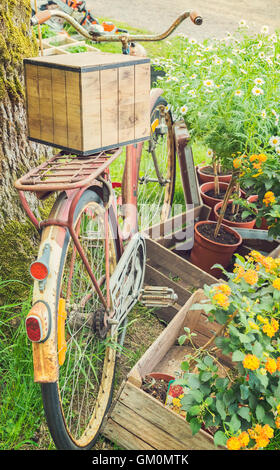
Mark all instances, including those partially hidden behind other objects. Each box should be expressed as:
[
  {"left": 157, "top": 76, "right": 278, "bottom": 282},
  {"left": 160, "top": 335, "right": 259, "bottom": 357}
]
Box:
[{"left": 86, "top": 0, "right": 280, "bottom": 40}]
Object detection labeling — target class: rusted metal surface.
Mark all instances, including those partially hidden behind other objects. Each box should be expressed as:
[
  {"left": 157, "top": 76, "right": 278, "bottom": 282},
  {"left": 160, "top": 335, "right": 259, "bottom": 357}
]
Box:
[{"left": 14, "top": 148, "right": 122, "bottom": 192}]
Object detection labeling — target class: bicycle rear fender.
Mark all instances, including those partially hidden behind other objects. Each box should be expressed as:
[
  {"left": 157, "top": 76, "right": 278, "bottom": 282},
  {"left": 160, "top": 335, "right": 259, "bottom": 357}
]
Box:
[{"left": 29, "top": 191, "right": 81, "bottom": 383}]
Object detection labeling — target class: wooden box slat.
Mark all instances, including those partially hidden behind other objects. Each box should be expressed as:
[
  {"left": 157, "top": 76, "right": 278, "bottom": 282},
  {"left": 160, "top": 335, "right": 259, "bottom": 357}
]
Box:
[
  {"left": 24, "top": 51, "right": 151, "bottom": 155},
  {"left": 102, "top": 290, "right": 225, "bottom": 450}
]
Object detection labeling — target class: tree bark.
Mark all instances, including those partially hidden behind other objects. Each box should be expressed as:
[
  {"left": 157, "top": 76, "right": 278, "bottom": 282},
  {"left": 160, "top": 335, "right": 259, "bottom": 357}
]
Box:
[{"left": 0, "top": 1, "right": 51, "bottom": 302}]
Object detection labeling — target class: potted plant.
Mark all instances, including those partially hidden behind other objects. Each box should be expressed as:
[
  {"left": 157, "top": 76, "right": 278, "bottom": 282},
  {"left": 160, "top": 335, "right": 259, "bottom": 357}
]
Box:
[
  {"left": 213, "top": 194, "right": 258, "bottom": 229},
  {"left": 170, "top": 250, "right": 280, "bottom": 450},
  {"left": 190, "top": 170, "right": 243, "bottom": 277}
]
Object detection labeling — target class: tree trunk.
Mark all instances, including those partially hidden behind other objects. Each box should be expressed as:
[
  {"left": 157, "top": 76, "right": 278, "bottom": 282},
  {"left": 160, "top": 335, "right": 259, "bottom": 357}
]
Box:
[{"left": 0, "top": 1, "right": 51, "bottom": 302}]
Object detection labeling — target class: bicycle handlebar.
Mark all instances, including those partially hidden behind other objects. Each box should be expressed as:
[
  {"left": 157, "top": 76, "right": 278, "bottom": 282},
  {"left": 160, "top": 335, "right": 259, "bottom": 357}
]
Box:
[{"left": 31, "top": 9, "right": 203, "bottom": 45}]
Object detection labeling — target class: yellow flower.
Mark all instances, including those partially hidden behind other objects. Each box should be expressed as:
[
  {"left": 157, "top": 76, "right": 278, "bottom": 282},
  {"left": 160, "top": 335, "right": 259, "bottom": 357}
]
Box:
[
  {"left": 265, "top": 358, "right": 277, "bottom": 374},
  {"left": 263, "top": 191, "right": 276, "bottom": 207},
  {"left": 263, "top": 424, "right": 274, "bottom": 439},
  {"left": 227, "top": 436, "right": 241, "bottom": 450},
  {"left": 213, "top": 292, "right": 230, "bottom": 309},
  {"left": 272, "top": 278, "right": 280, "bottom": 290},
  {"left": 249, "top": 250, "right": 264, "bottom": 263},
  {"left": 243, "top": 269, "right": 258, "bottom": 286},
  {"left": 261, "top": 256, "right": 277, "bottom": 272},
  {"left": 262, "top": 323, "right": 276, "bottom": 338},
  {"left": 271, "top": 318, "right": 279, "bottom": 332},
  {"left": 248, "top": 320, "right": 259, "bottom": 331},
  {"left": 258, "top": 153, "right": 267, "bottom": 162},
  {"left": 257, "top": 314, "right": 269, "bottom": 324},
  {"left": 233, "top": 158, "right": 242, "bottom": 169},
  {"left": 238, "top": 431, "right": 250, "bottom": 447},
  {"left": 214, "top": 284, "right": 231, "bottom": 296},
  {"left": 255, "top": 436, "right": 269, "bottom": 448},
  {"left": 275, "top": 417, "right": 280, "bottom": 429},
  {"left": 243, "top": 354, "right": 260, "bottom": 370},
  {"left": 277, "top": 357, "right": 280, "bottom": 372},
  {"left": 172, "top": 397, "right": 182, "bottom": 407}
]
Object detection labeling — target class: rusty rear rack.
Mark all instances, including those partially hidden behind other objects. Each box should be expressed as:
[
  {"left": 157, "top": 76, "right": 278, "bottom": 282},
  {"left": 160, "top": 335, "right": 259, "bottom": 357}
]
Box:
[{"left": 14, "top": 147, "right": 123, "bottom": 193}]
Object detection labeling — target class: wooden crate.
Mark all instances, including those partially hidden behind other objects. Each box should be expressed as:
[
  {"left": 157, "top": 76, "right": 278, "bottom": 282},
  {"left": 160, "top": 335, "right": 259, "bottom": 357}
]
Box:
[
  {"left": 24, "top": 51, "right": 150, "bottom": 155},
  {"left": 102, "top": 289, "right": 226, "bottom": 450}
]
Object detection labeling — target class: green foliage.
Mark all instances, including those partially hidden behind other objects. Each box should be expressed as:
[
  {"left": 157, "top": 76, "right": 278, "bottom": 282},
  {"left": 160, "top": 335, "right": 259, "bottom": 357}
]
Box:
[
  {"left": 157, "top": 26, "right": 280, "bottom": 170},
  {"left": 175, "top": 251, "right": 280, "bottom": 449}
]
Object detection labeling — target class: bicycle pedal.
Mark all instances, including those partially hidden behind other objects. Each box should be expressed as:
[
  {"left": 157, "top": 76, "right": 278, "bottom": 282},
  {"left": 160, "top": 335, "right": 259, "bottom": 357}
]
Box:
[{"left": 139, "top": 286, "right": 178, "bottom": 308}]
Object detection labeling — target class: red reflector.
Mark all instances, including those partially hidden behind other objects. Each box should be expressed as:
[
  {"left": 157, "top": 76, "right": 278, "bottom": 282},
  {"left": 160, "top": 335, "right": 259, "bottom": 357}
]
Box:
[
  {"left": 26, "top": 316, "right": 42, "bottom": 342},
  {"left": 30, "top": 262, "right": 48, "bottom": 280}
]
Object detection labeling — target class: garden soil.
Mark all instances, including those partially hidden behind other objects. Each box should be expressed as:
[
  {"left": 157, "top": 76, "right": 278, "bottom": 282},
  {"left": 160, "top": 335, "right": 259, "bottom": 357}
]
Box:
[{"left": 87, "top": 0, "right": 280, "bottom": 40}]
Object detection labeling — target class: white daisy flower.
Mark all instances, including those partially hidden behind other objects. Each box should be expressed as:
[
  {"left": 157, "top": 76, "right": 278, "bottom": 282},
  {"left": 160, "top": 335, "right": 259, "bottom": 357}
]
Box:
[
  {"left": 203, "top": 79, "right": 215, "bottom": 87},
  {"left": 261, "top": 110, "right": 267, "bottom": 119},
  {"left": 190, "top": 73, "right": 197, "bottom": 80},
  {"left": 254, "top": 77, "right": 265, "bottom": 85},
  {"left": 261, "top": 25, "right": 269, "bottom": 34},
  {"left": 269, "top": 135, "right": 280, "bottom": 147},
  {"left": 180, "top": 105, "right": 188, "bottom": 115},
  {"left": 239, "top": 19, "right": 247, "bottom": 27},
  {"left": 252, "top": 86, "right": 264, "bottom": 96},
  {"left": 227, "top": 58, "right": 233, "bottom": 64},
  {"left": 213, "top": 57, "right": 223, "bottom": 65},
  {"left": 259, "top": 52, "right": 265, "bottom": 59},
  {"left": 275, "top": 147, "right": 280, "bottom": 155},
  {"left": 206, "top": 149, "right": 214, "bottom": 158},
  {"left": 189, "top": 37, "right": 197, "bottom": 44},
  {"left": 235, "top": 89, "right": 243, "bottom": 96},
  {"left": 194, "top": 59, "right": 202, "bottom": 66},
  {"left": 256, "top": 41, "right": 263, "bottom": 49},
  {"left": 240, "top": 68, "right": 248, "bottom": 74},
  {"left": 188, "top": 89, "right": 196, "bottom": 97}
]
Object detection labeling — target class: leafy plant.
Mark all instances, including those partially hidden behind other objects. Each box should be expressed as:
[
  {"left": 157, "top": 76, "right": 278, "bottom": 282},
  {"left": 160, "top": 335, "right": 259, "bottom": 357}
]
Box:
[
  {"left": 157, "top": 25, "right": 280, "bottom": 173},
  {"left": 173, "top": 251, "right": 280, "bottom": 450}
]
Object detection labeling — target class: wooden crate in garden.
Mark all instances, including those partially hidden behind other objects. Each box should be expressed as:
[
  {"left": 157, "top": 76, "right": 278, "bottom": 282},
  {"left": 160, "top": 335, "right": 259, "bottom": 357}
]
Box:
[
  {"left": 101, "top": 289, "right": 227, "bottom": 450},
  {"left": 24, "top": 50, "right": 150, "bottom": 155}
]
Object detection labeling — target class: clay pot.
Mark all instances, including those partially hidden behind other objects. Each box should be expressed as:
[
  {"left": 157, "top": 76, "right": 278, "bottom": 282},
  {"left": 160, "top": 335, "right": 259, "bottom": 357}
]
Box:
[
  {"left": 200, "top": 182, "right": 239, "bottom": 220},
  {"left": 214, "top": 196, "right": 257, "bottom": 229},
  {"left": 197, "top": 165, "right": 232, "bottom": 184},
  {"left": 146, "top": 373, "right": 175, "bottom": 382},
  {"left": 190, "top": 220, "right": 242, "bottom": 278}
]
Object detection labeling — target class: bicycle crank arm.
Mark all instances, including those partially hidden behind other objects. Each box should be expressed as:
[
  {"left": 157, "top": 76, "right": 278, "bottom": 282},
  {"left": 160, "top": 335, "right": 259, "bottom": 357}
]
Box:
[{"left": 138, "top": 286, "right": 178, "bottom": 308}]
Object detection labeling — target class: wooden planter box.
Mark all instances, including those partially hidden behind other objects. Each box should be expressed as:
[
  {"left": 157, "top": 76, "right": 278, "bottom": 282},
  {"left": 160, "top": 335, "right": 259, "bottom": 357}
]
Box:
[
  {"left": 102, "top": 289, "right": 227, "bottom": 450},
  {"left": 24, "top": 50, "right": 150, "bottom": 155}
]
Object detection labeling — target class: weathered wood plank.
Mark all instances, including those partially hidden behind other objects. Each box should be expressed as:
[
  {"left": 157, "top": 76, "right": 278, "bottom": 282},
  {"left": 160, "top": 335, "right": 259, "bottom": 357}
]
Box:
[
  {"left": 102, "top": 417, "right": 155, "bottom": 450},
  {"left": 115, "top": 382, "right": 218, "bottom": 450},
  {"left": 145, "top": 238, "right": 217, "bottom": 288}
]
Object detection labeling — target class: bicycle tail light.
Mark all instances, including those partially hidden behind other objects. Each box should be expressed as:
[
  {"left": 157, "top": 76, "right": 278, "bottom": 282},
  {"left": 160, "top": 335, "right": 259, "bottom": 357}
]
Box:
[
  {"left": 25, "top": 301, "right": 51, "bottom": 343},
  {"left": 30, "top": 243, "right": 50, "bottom": 281}
]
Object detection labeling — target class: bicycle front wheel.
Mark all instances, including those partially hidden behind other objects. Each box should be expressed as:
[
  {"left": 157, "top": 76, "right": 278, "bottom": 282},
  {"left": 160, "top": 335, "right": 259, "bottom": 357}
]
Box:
[
  {"left": 41, "top": 189, "right": 119, "bottom": 450},
  {"left": 137, "top": 96, "right": 176, "bottom": 230}
]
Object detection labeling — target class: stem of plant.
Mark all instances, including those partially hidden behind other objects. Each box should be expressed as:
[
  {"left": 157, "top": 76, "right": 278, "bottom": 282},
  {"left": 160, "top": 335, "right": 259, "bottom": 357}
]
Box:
[{"left": 214, "top": 173, "right": 239, "bottom": 238}]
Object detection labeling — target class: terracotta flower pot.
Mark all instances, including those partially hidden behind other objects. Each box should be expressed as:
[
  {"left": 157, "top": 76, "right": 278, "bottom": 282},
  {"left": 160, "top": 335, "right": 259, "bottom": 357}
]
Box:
[
  {"left": 197, "top": 165, "right": 232, "bottom": 184},
  {"left": 200, "top": 182, "right": 239, "bottom": 220},
  {"left": 146, "top": 373, "right": 175, "bottom": 382},
  {"left": 190, "top": 220, "right": 242, "bottom": 278},
  {"left": 214, "top": 196, "right": 257, "bottom": 229}
]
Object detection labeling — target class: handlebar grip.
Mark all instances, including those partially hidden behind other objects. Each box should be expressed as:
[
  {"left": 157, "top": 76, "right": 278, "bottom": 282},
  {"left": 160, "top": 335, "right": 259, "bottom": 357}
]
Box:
[
  {"left": 31, "top": 10, "right": 52, "bottom": 26},
  {"left": 190, "top": 11, "right": 203, "bottom": 25}
]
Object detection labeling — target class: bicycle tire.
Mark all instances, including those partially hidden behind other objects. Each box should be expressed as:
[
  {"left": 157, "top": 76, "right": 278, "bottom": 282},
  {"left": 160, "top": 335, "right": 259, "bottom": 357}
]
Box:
[
  {"left": 41, "top": 189, "right": 120, "bottom": 450},
  {"left": 137, "top": 96, "right": 176, "bottom": 230}
]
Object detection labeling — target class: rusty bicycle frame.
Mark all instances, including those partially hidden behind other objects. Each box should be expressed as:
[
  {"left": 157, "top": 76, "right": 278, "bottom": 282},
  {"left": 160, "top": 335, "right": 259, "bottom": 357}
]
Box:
[{"left": 14, "top": 9, "right": 203, "bottom": 382}]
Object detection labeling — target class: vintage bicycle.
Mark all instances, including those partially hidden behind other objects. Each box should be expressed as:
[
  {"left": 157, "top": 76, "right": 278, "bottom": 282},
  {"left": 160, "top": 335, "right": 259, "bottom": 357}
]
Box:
[{"left": 14, "top": 8, "right": 202, "bottom": 450}]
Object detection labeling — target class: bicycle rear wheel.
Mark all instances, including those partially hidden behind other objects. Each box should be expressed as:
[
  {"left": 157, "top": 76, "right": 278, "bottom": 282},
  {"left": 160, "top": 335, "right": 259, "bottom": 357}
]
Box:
[
  {"left": 137, "top": 96, "right": 176, "bottom": 230},
  {"left": 41, "top": 189, "right": 119, "bottom": 450}
]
